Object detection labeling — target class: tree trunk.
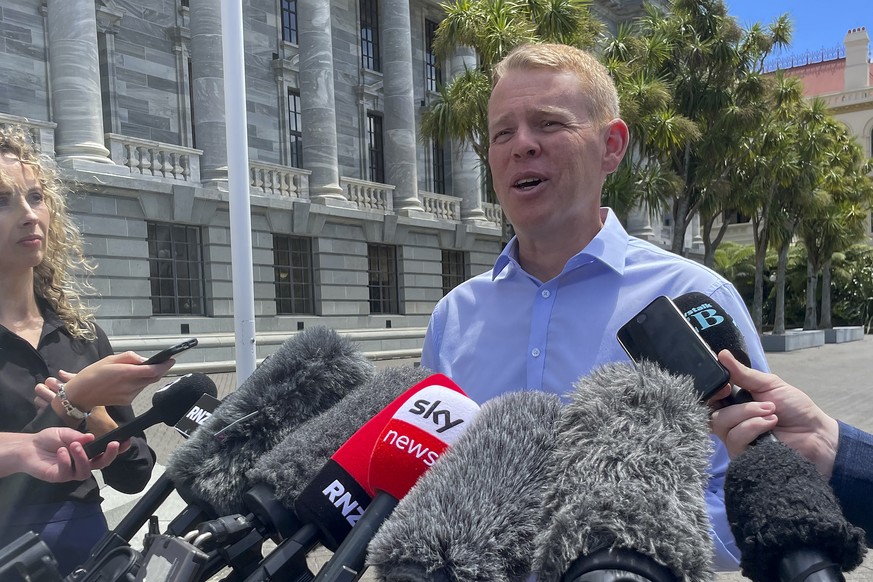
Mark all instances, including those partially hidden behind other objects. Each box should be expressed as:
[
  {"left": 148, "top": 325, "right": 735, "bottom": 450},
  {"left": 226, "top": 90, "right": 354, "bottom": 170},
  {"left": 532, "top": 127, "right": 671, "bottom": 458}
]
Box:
[
  {"left": 773, "top": 239, "right": 790, "bottom": 335},
  {"left": 703, "top": 212, "right": 731, "bottom": 268},
  {"left": 819, "top": 258, "right": 833, "bottom": 330},
  {"left": 670, "top": 196, "right": 690, "bottom": 256},
  {"left": 751, "top": 217, "right": 768, "bottom": 334},
  {"left": 804, "top": 256, "right": 819, "bottom": 330}
]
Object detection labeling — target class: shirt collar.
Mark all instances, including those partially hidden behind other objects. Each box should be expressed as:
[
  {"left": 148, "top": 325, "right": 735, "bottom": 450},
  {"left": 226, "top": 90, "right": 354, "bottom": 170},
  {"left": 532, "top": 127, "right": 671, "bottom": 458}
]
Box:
[{"left": 492, "top": 207, "right": 629, "bottom": 280}]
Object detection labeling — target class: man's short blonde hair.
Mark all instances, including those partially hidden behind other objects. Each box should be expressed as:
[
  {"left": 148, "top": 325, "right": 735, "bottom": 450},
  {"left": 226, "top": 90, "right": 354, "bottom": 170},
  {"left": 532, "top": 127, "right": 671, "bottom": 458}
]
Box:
[{"left": 492, "top": 43, "right": 620, "bottom": 126}]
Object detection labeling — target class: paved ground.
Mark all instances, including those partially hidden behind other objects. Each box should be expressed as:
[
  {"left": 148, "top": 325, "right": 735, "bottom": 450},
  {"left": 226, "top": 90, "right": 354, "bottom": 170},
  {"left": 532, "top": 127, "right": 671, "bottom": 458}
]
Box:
[{"left": 101, "top": 336, "right": 873, "bottom": 580}]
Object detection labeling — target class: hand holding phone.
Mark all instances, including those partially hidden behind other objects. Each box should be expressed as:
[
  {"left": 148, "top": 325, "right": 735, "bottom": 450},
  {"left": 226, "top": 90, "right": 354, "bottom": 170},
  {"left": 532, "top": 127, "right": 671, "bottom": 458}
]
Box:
[
  {"left": 142, "top": 338, "right": 199, "bottom": 365},
  {"left": 617, "top": 296, "right": 729, "bottom": 402}
]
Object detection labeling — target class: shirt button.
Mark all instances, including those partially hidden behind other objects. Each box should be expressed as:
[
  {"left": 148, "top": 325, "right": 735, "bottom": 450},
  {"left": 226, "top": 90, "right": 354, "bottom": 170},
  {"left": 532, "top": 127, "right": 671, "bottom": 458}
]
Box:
[
  {"left": 541, "top": 290, "right": 550, "bottom": 298},
  {"left": 531, "top": 348, "right": 541, "bottom": 357}
]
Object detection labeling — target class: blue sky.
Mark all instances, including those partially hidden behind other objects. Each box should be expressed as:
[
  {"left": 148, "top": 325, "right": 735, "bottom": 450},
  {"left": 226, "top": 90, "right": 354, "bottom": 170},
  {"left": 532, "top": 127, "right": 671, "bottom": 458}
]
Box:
[{"left": 723, "top": 0, "right": 871, "bottom": 56}]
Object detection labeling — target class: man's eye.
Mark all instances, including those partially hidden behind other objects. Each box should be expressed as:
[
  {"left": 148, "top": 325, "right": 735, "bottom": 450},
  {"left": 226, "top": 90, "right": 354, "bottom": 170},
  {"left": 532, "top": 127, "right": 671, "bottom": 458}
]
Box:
[{"left": 491, "top": 130, "right": 512, "bottom": 143}]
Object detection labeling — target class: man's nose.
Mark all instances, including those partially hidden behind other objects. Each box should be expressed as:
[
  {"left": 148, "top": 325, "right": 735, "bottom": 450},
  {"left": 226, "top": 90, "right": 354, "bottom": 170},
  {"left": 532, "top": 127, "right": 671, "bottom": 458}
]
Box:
[{"left": 511, "top": 126, "right": 540, "bottom": 158}]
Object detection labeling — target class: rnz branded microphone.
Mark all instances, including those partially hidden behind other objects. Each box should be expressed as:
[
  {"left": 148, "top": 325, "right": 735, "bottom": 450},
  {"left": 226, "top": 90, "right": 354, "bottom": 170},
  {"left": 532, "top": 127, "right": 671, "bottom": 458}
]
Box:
[
  {"left": 165, "top": 326, "right": 374, "bottom": 516},
  {"left": 83, "top": 373, "right": 217, "bottom": 458},
  {"left": 242, "top": 373, "right": 467, "bottom": 582},
  {"left": 313, "top": 384, "right": 480, "bottom": 581},
  {"left": 368, "top": 390, "right": 562, "bottom": 582},
  {"left": 534, "top": 362, "right": 714, "bottom": 582},
  {"left": 726, "top": 439, "right": 866, "bottom": 582}
]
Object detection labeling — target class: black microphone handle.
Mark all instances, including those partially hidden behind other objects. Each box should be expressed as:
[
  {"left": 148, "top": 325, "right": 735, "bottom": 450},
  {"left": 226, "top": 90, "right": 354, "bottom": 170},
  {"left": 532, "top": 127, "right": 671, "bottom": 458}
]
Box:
[
  {"left": 563, "top": 548, "right": 678, "bottom": 582},
  {"left": 243, "top": 523, "right": 319, "bottom": 582},
  {"left": 312, "top": 492, "right": 399, "bottom": 582},
  {"left": 83, "top": 407, "right": 163, "bottom": 458},
  {"left": 779, "top": 549, "right": 844, "bottom": 582}
]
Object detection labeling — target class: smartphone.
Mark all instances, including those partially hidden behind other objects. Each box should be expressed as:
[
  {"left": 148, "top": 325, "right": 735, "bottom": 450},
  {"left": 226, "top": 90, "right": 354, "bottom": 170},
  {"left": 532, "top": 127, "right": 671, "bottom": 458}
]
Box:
[
  {"left": 616, "top": 296, "right": 729, "bottom": 401},
  {"left": 141, "top": 338, "right": 198, "bottom": 365}
]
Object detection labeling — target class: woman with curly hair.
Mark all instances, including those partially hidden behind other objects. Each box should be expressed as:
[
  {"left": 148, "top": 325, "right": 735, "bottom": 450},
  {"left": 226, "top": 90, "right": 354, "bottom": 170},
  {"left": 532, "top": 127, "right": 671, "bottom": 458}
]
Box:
[{"left": 0, "top": 125, "right": 173, "bottom": 574}]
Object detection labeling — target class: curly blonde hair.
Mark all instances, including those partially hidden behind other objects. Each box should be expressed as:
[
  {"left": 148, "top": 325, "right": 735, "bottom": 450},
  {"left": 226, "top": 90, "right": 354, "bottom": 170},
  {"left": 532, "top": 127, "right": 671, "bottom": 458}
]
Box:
[{"left": 0, "top": 125, "right": 98, "bottom": 340}]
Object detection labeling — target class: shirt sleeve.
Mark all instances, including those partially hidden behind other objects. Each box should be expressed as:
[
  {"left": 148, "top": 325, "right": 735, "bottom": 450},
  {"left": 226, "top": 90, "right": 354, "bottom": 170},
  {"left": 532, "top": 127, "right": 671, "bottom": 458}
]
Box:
[
  {"left": 94, "top": 327, "right": 157, "bottom": 495},
  {"left": 830, "top": 421, "right": 873, "bottom": 543}
]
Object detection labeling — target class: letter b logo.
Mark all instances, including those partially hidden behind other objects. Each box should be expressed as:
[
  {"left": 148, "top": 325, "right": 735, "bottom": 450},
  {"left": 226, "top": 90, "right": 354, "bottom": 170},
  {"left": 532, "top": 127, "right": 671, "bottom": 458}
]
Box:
[{"left": 689, "top": 308, "right": 724, "bottom": 331}]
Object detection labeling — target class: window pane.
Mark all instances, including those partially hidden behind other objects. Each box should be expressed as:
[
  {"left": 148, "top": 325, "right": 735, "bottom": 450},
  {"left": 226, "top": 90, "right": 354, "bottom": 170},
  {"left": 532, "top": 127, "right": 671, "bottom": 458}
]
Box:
[
  {"left": 273, "top": 234, "right": 314, "bottom": 314},
  {"left": 147, "top": 222, "right": 205, "bottom": 315}
]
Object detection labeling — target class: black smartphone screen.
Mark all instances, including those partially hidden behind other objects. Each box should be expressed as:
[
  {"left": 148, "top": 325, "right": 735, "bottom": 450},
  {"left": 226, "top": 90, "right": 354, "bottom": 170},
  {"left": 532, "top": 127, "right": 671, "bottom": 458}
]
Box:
[
  {"left": 617, "top": 296, "right": 729, "bottom": 401},
  {"left": 142, "top": 338, "right": 198, "bottom": 365}
]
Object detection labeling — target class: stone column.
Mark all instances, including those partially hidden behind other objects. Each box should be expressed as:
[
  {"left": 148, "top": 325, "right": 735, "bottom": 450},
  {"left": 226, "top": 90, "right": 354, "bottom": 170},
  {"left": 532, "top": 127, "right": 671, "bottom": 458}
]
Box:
[
  {"left": 450, "top": 47, "right": 486, "bottom": 222},
  {"left": 189, "top": 0, "right": 228, "bottom": 184},
  {"left": 380, "top": 0, "right": 422, "bottom": 212},
  {"left": 46, "top": 0, "right": 111, "bottom": 163},
  {"left": 298, "top": 0, "right": 345, "bottom": 202}
]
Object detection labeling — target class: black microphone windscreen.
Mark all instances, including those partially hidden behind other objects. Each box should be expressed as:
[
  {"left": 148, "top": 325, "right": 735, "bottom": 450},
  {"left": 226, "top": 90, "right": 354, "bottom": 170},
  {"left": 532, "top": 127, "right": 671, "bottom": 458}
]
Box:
[
  {"left": 165, "top": 326, "right": 374, "bottom": 515},
  {"left": 368, "top": 390, "right": 562, "bottom": 582},
  {"left": 673, "top": 291, "right": 751, "bottom": 367},
  {"left": 247, "top": 365, "right": 431, "bottom": 508},
  {"left": 533, "top": 362, "right": 714, "bottom": 582},
  {"left": 152, "top": 373, "right": 218, "bottom": 425},
  {"left": 725, "top": 439, "right": 866, "bottom": 582}
]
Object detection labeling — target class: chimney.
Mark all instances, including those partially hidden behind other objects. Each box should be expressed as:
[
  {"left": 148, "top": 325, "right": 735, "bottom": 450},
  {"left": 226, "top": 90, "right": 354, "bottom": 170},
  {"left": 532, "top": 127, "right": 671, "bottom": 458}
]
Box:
[{"left": 844, "top": 26, "right": 870, "bottom": 90}]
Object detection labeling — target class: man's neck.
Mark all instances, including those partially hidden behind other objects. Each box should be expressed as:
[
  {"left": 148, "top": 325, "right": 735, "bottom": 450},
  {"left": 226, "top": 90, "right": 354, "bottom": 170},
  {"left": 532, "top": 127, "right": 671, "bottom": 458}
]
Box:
[{"left": 515, "top": 211, "right": 605, "bottom": 282}]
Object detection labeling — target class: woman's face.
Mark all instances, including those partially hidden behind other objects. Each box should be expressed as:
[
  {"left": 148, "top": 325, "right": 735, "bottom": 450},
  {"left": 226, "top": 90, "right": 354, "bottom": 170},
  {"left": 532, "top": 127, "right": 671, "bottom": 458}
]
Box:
[{"left": 0, "top": 153, "right": 51, "bottom": 275}]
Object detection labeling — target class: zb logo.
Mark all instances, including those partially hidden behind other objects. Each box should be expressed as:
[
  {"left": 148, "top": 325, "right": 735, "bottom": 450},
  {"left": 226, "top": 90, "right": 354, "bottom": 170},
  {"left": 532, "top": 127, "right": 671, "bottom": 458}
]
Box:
[{"left": 687, "top": 307, "right": 724, "bottom": 331}]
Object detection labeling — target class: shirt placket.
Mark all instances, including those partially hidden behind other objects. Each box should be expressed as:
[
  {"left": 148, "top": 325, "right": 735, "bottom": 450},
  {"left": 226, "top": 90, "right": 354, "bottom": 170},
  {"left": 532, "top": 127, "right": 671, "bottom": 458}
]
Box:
[{"left": 526, "top": 282, "right": 557, "bottom": 390}]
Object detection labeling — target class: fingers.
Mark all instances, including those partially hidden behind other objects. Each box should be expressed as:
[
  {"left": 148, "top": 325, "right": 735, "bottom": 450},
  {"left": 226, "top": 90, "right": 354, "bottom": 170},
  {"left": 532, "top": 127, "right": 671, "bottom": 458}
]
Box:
[
  {"left": 717, "top": 350, "right": 781, "bottom": 398},
  {"left": 65, "top": 442, "right": 95, "bottom": 481},
  {"left": 711, "top": 402, "right": 777, "bottom": 458},
  {"left": 85, "top": 441, "right": 121, "bottom": 471},
  {"left": 116, "top": 438, "right": 132, "bottom": 455},
  {"left": 33, "top": 383, "right": 55, "bottom": 410},
  {"left": 57, "top": 370, "right": 76, "bottom": 382}
]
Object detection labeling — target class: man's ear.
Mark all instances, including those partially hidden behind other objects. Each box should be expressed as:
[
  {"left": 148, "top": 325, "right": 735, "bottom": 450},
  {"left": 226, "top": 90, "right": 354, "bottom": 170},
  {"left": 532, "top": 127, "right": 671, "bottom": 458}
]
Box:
[{"left": 601, "top": 118, "right": 629, "bottom": 174}]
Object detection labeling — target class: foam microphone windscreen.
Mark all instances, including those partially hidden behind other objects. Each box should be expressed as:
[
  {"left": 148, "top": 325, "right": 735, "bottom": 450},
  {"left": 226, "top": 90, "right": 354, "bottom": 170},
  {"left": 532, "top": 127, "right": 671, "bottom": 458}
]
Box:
[
  {"left": 533, "top": 362, "right": 714, "bottom": 582},
  {"left": 165, "top": 326, "right": 373, "bottom": 516},
  {"left": 725, "top": 439, "right": 866, "bottom": 582},
  {"left": 673, "top": 291, "right": 751, "bottom": 367},
  {"left": 368, "top": 390, "right": 562, "bottom": 582},
  {"left": 246, "top": 365, "right": 432, "bottom": 508},
  {"left": 83, "top": 373, "right": 218, "bottom": 457},
  {"left": 292, "top": 374, "right": 468, "bottom": 552}
]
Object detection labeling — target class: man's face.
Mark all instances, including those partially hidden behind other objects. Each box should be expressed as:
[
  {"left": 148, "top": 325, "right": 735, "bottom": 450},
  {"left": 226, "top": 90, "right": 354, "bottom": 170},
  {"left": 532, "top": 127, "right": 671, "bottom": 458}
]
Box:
[{"left": 487, "top": 68, "right": 625, "bottom": 245}]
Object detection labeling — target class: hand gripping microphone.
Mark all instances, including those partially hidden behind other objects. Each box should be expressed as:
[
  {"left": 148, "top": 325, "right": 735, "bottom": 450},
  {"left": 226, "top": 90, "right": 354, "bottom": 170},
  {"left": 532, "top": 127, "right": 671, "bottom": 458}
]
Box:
[
  {"left": 83, "top": 373, "right": 218, "bottom": 457},
  {"left": 533, "top": 362, "right": 714, "bottom": 582},
  {"left": 312, "top": 384, "right": 480, "bottom": 581},
  {"left": 674, "top": 294, "right": 868, "bottom": 580},
  {"left": 368, "top": 390, "right": 562, "bottom": 582},
  {"left": 165, "top": 326, "right": 373, "bottom": 517},
  {"left": 725, "top": 439, "right": 866, "bottom": 581},
  {"left": 242, "top": 373, "right": 468, "bottom": 582},
  {"left": 673, "top": 291, "right": 779, "bottom": 445}
]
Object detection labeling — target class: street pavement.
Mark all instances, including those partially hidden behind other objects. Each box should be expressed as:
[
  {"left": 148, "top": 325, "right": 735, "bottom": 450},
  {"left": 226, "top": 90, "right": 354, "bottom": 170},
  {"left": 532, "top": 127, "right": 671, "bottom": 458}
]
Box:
[{"left": 101, "top": 335, "right": 873, "bottom": 580}]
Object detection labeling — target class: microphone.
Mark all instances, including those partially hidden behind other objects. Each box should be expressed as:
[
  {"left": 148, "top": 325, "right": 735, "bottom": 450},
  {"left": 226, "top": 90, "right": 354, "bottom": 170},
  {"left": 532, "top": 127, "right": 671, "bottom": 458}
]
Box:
[
  {"left": 533, "top": 362, "right": 714, "bottom": 582},
  {"left": 672, "top": 291, "right": 777, "bottom": 442},
  {"left": 368, "top": 390, "right": 562, "bottom": 582},
  {"left": 165, "top": 326, "right": 374, "bottom": 517},
  {"left": 312, "top": 383, "right": 480, "bottom": 581},
  {"left": 725, "top": 439, "right": 866, "bottom": 582},
  {"left": 83, "top": 373, "right": 217, "bottom": 458},
  {"left": 241, "top": 373, "right": 469, "bottom": 582}
]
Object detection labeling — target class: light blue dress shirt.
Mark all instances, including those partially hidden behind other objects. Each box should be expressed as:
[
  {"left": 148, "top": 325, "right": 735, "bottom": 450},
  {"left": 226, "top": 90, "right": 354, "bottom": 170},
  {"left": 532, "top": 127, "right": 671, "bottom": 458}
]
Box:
[{"left": 421, "top": 208, "right": 768, "bottom": 571}]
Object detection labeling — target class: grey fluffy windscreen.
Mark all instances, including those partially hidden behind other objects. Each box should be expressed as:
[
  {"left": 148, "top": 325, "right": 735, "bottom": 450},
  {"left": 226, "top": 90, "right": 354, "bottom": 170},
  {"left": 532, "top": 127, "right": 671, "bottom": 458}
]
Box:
[
  {"left": 533, "top": 361, "right": 714, "bottom": 582},
  {"left": 725, "top": 439, "right": 866, "bottom": 582},
  {"left": 164, "top": 326, "right": 373, "bottom": 516},
  {"left": 367, "top": 390, "right": 563, "bottom": 582},
  {"left": 246, "top": 365, "right": 432, "bottom": 507}
]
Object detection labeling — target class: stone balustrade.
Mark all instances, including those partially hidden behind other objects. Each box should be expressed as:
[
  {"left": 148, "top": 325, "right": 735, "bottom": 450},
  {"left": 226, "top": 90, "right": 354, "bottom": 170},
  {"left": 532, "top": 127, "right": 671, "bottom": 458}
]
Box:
[
  {"left": 250, "top": 161, "right": 310, "bottom": 198},
  {"left": 421, "top": 191, "right": 461, "bottom": 221},
  {"left": 341, "top": 177, "right": 395, "bottom": 211},
  {"left": 481, "top": 202, "right": 504, "bottom": 227},
  {"left": 106, "top": 133, "right": 201, "bottom": 182},
  {"left": 0, "top": 113, "right": 57, "bottom": 157},
  {"left": 823, "top": 87, "right": 873, "bottom": 109}
]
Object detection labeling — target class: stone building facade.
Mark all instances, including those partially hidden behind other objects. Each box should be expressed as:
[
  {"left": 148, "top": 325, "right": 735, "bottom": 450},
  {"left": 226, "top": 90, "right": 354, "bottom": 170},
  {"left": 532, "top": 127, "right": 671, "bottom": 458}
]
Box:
[{"left": 0, "top": 0, "right": 656, "bottom": 367}]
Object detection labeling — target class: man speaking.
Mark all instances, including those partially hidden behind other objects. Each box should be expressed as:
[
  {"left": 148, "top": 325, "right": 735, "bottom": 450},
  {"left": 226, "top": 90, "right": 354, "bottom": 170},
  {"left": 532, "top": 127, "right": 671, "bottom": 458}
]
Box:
[{"left": 420, "top": 43, "right": 767, "bottom": 571}]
